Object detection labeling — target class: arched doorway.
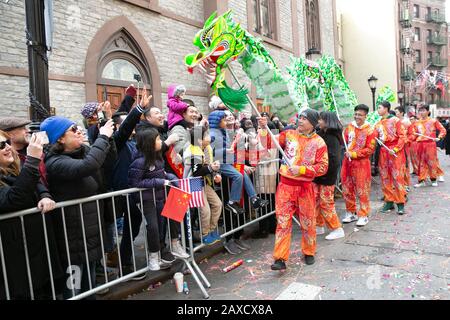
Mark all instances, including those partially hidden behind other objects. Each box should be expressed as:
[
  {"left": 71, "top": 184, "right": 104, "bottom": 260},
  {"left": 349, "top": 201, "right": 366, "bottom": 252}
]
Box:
[
  {"left": 97, "top": 30, "right": 152, "bottom": 112},
  {"left": 85, "top": 16, "right": 162, "bottom": 111}
]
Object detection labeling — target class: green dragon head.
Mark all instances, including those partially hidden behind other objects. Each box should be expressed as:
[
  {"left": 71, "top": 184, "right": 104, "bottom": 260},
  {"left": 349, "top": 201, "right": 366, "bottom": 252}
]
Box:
[{"left": 185, "top": 11, "right": 249, "bottom": 111}]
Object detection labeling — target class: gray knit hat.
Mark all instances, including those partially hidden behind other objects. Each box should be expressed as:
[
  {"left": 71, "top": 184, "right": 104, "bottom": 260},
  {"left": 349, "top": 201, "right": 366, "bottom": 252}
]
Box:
[{"left": 299, "top": 108, "right": 320, "bottom": 128}]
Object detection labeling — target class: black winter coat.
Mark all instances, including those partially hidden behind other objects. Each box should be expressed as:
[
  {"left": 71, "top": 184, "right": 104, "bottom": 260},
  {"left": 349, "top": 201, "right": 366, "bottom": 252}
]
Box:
[
  {"left": 313, "top": 129, "right": 342, "bottom": 186},
  {"left": 0, "top": 157, "right": 63, "bottom": 299},
  {"left": 136, "top": 120, "right": 170, "bottom": 154},
  {"left": 128, "top": 153, "right": 177, "bottom": 202},
  {"left": 45, "top": 135, "right": 111, "bottom": 266}
]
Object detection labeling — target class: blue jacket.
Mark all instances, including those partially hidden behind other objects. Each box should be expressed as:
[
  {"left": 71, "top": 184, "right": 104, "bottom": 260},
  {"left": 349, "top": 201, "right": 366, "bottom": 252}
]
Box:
[
  {"left": 112, "top": 140, "right": 136, "bottom": 191},
  {"left": 208, "top": 110, "right": 232, "bottom": 163}
]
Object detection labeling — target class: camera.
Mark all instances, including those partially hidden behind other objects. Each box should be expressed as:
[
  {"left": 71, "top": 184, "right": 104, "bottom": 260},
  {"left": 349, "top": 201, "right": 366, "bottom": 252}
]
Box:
[
  {"left": 133, "top": 74, "right": 142, "bottom": 82},
  {"left": 97, "top": 111, "right": 108, "bottom": 127}
]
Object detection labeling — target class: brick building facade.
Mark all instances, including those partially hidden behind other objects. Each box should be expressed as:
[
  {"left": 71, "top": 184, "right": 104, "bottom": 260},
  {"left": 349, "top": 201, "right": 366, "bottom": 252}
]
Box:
[{"left": 0, "top": 0, "right": 338, "bottom": 123}]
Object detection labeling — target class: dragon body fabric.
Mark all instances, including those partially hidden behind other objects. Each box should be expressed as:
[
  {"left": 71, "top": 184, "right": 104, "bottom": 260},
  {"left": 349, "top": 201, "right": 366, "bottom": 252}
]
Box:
[{"left": 185, "top": 10, "right": 357, "bottom": 123}]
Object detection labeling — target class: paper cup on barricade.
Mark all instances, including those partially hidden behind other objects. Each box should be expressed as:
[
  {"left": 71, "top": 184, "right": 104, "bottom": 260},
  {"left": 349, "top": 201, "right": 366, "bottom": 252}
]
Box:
[{"left": 173, "top": 272, "right": 184, "bottom": 293}]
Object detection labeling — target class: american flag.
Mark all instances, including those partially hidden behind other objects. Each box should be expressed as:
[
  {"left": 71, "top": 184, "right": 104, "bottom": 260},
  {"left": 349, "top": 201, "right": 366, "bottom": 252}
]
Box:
[{"left": 179, "top": 177, "right": 205, "bottom": 208}]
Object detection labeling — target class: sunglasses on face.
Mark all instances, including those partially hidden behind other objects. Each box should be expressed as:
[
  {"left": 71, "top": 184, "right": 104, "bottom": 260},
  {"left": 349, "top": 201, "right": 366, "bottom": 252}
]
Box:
[
  {"left": 68, "top": 125, "right": 79, "bottom": 133},
  {"left": 0, "top": 140, "right": 10, "bottom": 150}
]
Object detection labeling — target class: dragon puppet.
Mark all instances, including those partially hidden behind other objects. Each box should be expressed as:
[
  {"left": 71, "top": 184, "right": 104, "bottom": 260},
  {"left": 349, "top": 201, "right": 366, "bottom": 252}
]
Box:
[{"left": 185, "top": 10, "right": 358, "bottom": 123}]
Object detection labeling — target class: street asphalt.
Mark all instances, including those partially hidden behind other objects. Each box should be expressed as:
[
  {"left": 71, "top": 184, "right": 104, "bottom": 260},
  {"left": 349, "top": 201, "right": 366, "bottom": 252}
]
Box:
[{"left": 128, "top": 152, "right": 450, "bottom": 300}]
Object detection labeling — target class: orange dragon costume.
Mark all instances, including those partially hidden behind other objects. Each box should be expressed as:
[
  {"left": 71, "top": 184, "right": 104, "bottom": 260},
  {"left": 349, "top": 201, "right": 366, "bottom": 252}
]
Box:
[
  {"left": 374, "top": 115, "right": 408, "bottom": 206},
  {"left": 341, "top": 122, "right": 376, "bottom": 218},
  {"left": 411, "top": 117, "right": 446, "bottom": 183},
  {"left": 273, "top": 129, "right": 328, "bottom": 262}
]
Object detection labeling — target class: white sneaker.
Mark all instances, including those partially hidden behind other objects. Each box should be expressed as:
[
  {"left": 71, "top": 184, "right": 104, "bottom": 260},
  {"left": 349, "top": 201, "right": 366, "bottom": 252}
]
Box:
[
  {"left": 342, "top": 212, "right": 358, "bottom": 223},
  {"left": 171, "top": 241, "right": 189, "bottom": 259},
  {"left": 325, "top": 227, "right": 345, "bottom": 240},
  {"left": 414, "top": 182, "right": 426, "bottom": 188},
  {"left": 438, "top": 176, "right": 445, "bottom": 182},
  {"left": 148, "top": 252, "right": 160, "bottom": 271},
  {"left": 431, "top": 181, "right": 438, "bottom": 187},
  {"left": 356, "top": 217, "right": 369, "bottom": 227},
  {"left": 316, "top": 226, "right": 326, "bottom": 235}
]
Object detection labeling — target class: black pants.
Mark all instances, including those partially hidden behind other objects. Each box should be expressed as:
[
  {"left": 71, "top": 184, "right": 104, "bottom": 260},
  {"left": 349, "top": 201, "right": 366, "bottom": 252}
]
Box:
[{"left": 258, "top": 193, "right": 276, "bottom": 233}]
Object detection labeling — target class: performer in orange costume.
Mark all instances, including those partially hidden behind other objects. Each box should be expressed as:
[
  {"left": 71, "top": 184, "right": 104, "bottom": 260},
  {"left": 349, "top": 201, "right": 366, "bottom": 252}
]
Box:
[
  {"left": 341, "top": 104, "right": 376, "bottom": 226},
  {"left": 271, "top": 109, "right": 328, "bottom": 271},
  {"left": 374, "top": 101, "right": 408, "bottom": 215},
  {"left": 411, "top": 105, "right": 446, "bottom": 187},
  {"left": 395, "top": 106, "right": 412, "bottom": 190},
  {"left": 407, "top": 113, "right": 419, "bottom": 175}
]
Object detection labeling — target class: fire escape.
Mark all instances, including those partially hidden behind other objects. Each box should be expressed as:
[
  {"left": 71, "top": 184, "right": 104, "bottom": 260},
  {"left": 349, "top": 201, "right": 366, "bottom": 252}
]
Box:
[{"left": 399, "top": 0, "right": 417, "bottom": 107}]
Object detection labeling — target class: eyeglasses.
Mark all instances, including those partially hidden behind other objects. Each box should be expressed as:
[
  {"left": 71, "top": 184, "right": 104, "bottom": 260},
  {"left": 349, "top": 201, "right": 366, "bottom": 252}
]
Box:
[
  {"left": 0, "top": 140, "right": 10, "bottom": 150},
  {"left": 68, "top": 125, "right": 78, "bottom": 133}
]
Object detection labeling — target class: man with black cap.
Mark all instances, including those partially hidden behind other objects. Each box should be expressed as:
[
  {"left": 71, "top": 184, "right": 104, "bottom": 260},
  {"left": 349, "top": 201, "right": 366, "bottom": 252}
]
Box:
[
  {"left": 271, "top": 108, "right": 328, "bottom": 270},
  {"left": 411, "top": 105, "right": 446, "bottom": 188}
]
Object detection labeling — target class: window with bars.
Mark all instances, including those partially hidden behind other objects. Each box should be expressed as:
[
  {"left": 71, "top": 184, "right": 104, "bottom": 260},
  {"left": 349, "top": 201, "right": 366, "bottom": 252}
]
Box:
[
  {"left": 415, "top": 50, "right": 421, "bottom": 63},
  {"left": 251, "top": 0, "right": 276, "bottom": 39},
  {"left": 414, "top": 27, "right": 420, "bottom": 41},
  {"left": 413, "top": 4, "right": 420, "bottom": 18},
  {"left": 427, "top": 51, "right": 433, "bottom": 64},
  {"left": 305, "top": 0, "right": 321, "bottom": 52}
]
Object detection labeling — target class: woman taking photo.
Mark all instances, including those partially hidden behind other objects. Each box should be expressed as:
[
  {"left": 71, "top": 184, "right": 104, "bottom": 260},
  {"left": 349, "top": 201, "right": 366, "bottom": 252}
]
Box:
[
  {"left": 0, "top": 131, "right": 61, "bottom": 299},
  {"left": 41, "top": 116, "right": 114, "bottom": 299}
]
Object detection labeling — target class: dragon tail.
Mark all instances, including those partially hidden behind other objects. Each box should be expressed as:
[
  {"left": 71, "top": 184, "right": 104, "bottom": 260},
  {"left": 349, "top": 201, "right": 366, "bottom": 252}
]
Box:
[{"left": 217, "top": 81, "right": 249, "bottom": 112}]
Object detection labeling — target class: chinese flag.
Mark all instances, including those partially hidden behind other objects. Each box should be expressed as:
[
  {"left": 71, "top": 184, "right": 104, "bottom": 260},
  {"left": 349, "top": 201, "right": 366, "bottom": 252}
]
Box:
[{"left": 161, "top": 187, "right": 191, "bottom": 223}]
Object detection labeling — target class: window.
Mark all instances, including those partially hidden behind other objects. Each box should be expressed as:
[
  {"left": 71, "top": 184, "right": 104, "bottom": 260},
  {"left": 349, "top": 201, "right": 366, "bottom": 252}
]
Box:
[
  {"left": 305, "top": 0, "right": 321, "bottom": 52},
  {"left": 415, "top": 50, "right": 421, "bottom": 63},
  {"left": 427, "top": 51, "right": 433, "bottom": 64},
  {"left": 427, "top": 29, "right": 432, "bottom": 43},
  {"left": 252, "top": 0, "right": 276, "bottom": 39},
  {"left": 97, "top": 31, "right": 151, "bottom": 87},
  {"left": 413, "top": 4, "right": 419, "bottom": 18},
  {"left": 426, "top": 7, "right": 431, "bottom": 19},
  {"left": 102, "top": 59, "right": 141, "bottom": 82},
  {"left": 414, "top": 27, "right": 420, "bottom": 41}
]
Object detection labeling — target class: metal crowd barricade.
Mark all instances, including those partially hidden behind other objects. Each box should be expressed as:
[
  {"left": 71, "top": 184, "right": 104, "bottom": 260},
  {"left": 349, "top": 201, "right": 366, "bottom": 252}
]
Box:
[
  {"left": 177, "top": 157, "right": 282, "bottom": 299},
  {"left": 0, "top": 158, "right": 284, "bottom": 300},
  {"left": 0, "top": 188, "right": 159, "bottom": 300}
]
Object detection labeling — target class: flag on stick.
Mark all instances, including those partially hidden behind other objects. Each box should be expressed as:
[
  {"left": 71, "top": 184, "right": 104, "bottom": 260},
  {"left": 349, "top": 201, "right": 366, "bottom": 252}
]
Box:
[
  {"left": 179, "top": 177, "right": 205, "bottom": 208},
  {"left": 161, "top": 187, "right": 191, "bottom": 223}
]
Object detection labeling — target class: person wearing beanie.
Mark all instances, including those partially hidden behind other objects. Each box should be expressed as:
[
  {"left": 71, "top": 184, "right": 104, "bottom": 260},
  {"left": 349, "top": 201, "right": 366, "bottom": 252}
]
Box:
[
  {"left": 411, "top": 105, "right": 447, "bottom": 188},
  {"left": 208, "top": 111, "right": 269, "bottom": 207},
  {"left": 41, "top": 116, "right": 77, "bottom": 145},
  {"left": 42, "top": 115, "right": 115, "bottom": 298},
  {"left": 167, "top": 84, "right": 188, "bottom": 130},
  {"left": 81, "top": 101, "right": 111, "bottom": 145},
  {"left": 374, "top": 101, "right": 408, "bottom": 215},
  {"left": 271, "top": 108, "right": 328, "bottom": 270},
  {"left": 341, "top": 104, "right": 376, "bottom": 227}
]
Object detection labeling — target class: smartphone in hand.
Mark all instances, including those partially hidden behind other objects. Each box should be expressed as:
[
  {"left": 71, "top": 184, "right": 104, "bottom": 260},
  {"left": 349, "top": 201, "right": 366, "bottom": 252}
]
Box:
[{"left": 35, "top": 131, "right": 49, "bottom": 145}]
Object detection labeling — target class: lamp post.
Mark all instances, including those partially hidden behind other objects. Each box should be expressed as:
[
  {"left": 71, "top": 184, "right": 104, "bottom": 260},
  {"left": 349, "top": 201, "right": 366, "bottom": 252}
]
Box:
[
  {"left": 305, "top": 47, "right": 321, "bottom": 61},
  {"left": 397, "top": 90, "right": 404, "bottom": 109},
  {"left": 368, "top": 75, "right": 378, "bottom": 111}
]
